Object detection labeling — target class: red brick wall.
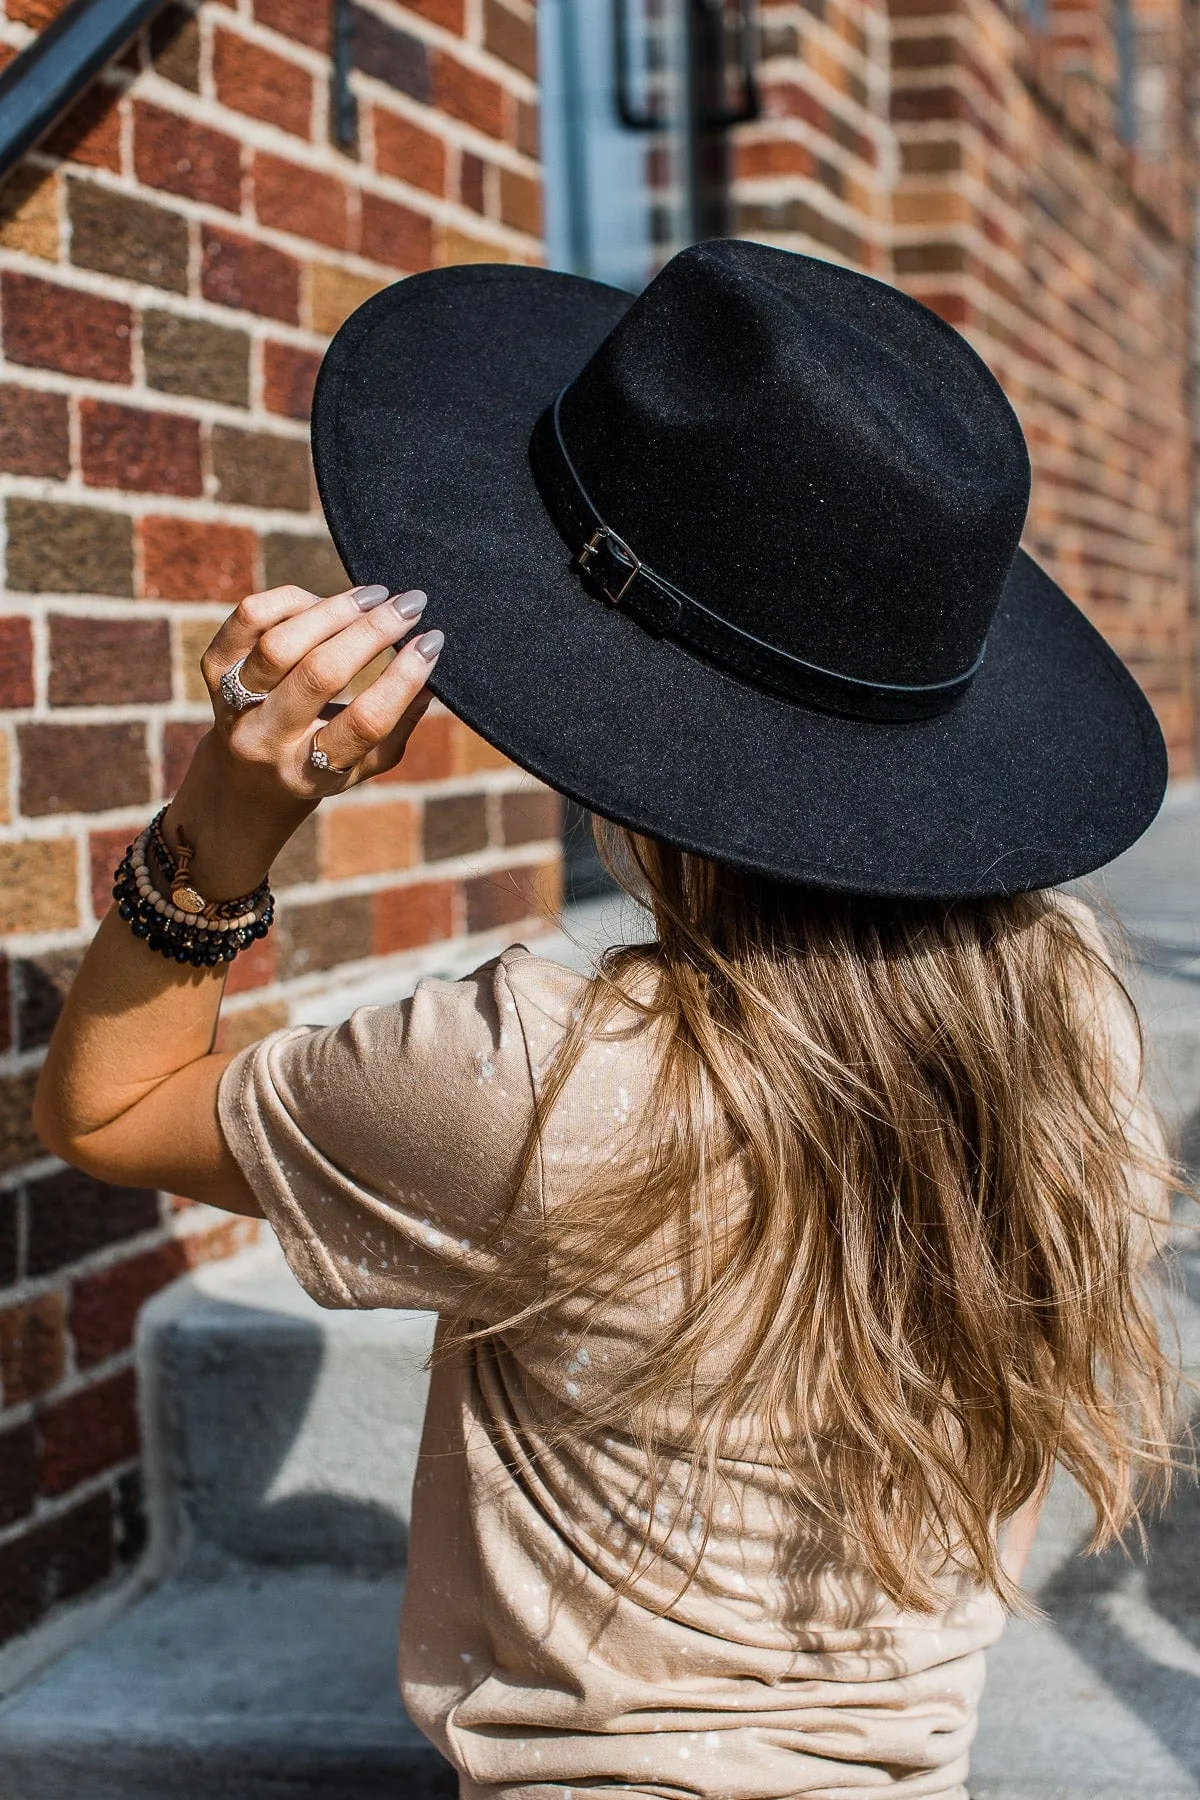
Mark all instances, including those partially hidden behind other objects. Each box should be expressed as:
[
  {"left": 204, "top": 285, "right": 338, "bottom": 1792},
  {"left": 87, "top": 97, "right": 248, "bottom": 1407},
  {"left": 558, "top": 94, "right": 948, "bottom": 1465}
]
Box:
[
  {"left": 0, "top": 0, "right": 549, "bottom": 1656},
  {"left": 733, "top": 0, "right": 1197, "bottom": 767}
]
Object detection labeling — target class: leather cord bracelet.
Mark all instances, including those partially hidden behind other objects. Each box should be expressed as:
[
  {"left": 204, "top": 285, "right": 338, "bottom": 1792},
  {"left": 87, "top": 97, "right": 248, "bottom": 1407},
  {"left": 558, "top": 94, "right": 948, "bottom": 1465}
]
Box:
[{"left": 112, "top": 809, "right": 275, "bottom": 968}]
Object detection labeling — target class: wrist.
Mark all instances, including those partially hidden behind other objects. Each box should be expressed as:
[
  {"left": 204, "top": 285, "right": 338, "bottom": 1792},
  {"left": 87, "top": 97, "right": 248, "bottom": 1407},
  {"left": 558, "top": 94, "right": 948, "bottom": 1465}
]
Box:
[{"left": 165, "top": 730, "right": 314, "bottom": 901}]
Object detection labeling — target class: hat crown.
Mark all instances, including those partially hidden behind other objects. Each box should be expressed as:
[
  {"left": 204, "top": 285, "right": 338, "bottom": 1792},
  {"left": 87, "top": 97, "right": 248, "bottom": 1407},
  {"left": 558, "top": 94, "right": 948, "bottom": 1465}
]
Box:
[{"left": 557, "top": 240, "right": 1031, "bottom": 688}]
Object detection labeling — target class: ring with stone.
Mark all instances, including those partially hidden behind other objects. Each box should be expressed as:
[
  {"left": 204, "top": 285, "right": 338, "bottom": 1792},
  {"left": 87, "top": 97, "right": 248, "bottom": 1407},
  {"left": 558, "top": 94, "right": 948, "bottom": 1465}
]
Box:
[
  {"left": 309, "top": 730, "right": 354, "bottom": 776},
  {"left": 219, "top": 654, "right": 270, "bottom": 713}
]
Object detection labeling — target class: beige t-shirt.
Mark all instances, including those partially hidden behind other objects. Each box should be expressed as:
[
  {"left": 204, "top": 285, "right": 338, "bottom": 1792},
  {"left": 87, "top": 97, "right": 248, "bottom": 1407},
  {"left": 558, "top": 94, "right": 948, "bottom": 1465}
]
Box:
[{"left": 222, "top": 941, "right": 1077, "bottom": 1799}]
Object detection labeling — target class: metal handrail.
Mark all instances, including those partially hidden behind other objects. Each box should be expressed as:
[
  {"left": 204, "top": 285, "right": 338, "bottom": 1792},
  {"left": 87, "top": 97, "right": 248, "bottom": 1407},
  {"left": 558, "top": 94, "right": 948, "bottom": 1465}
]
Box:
[{"left": 0, "top": 0, "right": 171, "bottom": 184}]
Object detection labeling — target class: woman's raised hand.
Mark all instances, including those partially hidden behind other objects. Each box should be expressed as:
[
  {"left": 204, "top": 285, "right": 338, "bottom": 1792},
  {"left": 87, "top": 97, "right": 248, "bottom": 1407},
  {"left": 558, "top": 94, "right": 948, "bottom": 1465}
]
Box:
[
  {"left": 168, "top": 582, "right": 443, "bottom": 898},
  {"left": 201, "top": 581, "right": 441, "bottom": 796}
]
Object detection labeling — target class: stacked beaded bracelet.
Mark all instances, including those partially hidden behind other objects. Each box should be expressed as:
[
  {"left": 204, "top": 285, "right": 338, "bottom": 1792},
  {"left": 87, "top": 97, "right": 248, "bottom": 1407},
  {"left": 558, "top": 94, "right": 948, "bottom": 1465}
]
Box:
[{"left": 112, "top": 809, "right": 275, "bottom": 968}]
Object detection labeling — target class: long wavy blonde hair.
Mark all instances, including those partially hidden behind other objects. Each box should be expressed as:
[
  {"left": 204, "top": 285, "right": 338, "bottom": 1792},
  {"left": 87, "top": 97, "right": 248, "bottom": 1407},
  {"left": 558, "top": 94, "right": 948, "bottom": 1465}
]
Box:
[{"left": 459, "top": 822, "right": 1181, "bottom": 1613}]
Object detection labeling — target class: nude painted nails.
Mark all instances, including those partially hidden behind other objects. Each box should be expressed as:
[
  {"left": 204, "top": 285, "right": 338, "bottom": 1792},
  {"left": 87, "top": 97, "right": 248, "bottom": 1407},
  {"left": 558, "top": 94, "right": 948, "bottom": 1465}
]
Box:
[
  {"left": 351, "top": 584, "right": 390, "bottom": 610},
  {"left": 393, "top": 589, "right": 428, "bottom": 620},
  {"left": 415, "top": 629, "right": 444, "bottom": 661}
]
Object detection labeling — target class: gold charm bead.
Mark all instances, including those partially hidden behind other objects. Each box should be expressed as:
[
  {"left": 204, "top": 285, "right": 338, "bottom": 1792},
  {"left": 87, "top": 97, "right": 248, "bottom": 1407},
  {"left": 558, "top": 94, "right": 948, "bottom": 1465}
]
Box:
[{"left": 172, "top": 885, "right": 207, "bottom": 915}]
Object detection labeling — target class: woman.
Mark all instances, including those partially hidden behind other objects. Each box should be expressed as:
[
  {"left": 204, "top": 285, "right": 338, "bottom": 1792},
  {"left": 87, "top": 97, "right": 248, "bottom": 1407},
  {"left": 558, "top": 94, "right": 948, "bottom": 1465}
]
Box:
[{"left": 36, "top": 241, "right": 1178, "bottom": 1797}]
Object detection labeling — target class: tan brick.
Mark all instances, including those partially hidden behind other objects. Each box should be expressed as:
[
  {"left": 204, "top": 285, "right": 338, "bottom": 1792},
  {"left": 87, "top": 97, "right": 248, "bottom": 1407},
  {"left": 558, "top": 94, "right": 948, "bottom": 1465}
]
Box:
[
  {"left": 320, "top": 799, "right": 418, "bottom": 879},
  {"left": 0, "top": 167, "right": 60, "bottom": 261},
  {"left": 484, "top": 0, "right": 537, "bottom": 79},
  {"left": 142, "top": 310, "right": 251, "bottom": 408},
  {"left": 438, "top": 224, "right": 511, "bottom": 266},
  {"left": 212, "top": 427, "right": 312, "bottom": 511},
  {"left": 0, "top": 840, "right": 78, "bottom": 934},
  {"left": 499, "top": 166, "right": 541, "bottom": 237},
  {"left": 179, "top": 617, "right": 218, "bottom": 702},
  {"left": 309, "top": 264, "right": 387, "bottom": 335},
  {"left": 149, "top": 5, "right": 201, "bottom": 90},
  {"left": 5, "top": 500, "right": 134, "bottom": 597},
  {"left": 0, "top": 385, "right": 71, "bottom": 478},
  {"left": 261, "top": 531, "right": 348, "bottom": 596},
  {"left": 68, "top": 179, "right": 189, "bottom": 294},
  {"left": 0, "top": 734, "right": 11, "bottom": 826}
]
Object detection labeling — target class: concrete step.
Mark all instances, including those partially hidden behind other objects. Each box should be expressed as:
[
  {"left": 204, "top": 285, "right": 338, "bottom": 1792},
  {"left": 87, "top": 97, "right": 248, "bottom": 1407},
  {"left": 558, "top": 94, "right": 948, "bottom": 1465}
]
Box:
[
  {"left": 0, "top": 1567, "right": 453, "bottom": 1800},
  {"left": 143, "top": 1243, "right": 433, "bottom": 1571}
]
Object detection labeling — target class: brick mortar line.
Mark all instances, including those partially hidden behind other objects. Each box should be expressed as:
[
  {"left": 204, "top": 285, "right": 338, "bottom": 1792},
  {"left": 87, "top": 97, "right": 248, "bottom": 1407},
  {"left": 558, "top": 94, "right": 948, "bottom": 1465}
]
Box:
[
  {"left": 18, "top": 154, "right": 542, "bottom": 283},
  {"left": 124, "top": 62, "right": 541, "bottom": 180},
  {"left": 353, "top": 0, "right": 539, "bottom": 98},
  {"left": 0, "top": 1459, "right": 141, "bottom": 1556},
  {"left": 0, "top": 489, "right": 329, "bottom": 531},
  {"left": 737, "top": 168, "right": 895, "bottom": 221},
  {"left": 735, "top": 125, "right": 896, "bottom": 184},
  {"left": 760, "top": 13, "right": 885, "bottom": 70},
  {"left": 0, "top": 270, "right": 333, "bottom": 358},
  {"left": 0, "top": 369, "right": 314, "bottom": 439},
  {"left": 0, "top": 1234, "right": 170, "bottom": 1316},
  {"left": 0, "top": 764, "right": 541, "bottom": 838},
  {"left": 756, "top": 59, "right": 892, "bottom": 132},
  {"left": 0, "top": 1202, "right": 253, "bottom": 1307}
]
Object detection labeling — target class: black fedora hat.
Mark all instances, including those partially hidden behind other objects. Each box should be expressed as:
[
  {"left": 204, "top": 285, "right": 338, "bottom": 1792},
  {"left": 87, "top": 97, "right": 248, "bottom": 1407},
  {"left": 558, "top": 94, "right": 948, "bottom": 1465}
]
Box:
[{"left": 311, "top": 238, "right": 1166, "bottom": 898}]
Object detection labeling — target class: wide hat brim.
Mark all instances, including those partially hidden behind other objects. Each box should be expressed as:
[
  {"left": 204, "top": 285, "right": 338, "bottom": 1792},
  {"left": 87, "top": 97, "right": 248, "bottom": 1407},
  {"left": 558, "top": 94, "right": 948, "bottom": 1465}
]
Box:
[{"left": 312, "top": 263, "right": 1167, "bottom": 899}]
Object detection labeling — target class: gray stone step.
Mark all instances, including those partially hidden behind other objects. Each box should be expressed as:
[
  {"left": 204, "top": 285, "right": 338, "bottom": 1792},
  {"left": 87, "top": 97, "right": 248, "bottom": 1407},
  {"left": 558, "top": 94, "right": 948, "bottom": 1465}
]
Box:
[
  {"left": 0, "top": 1567, "right": 453, "bottom": 1800},
  {"left": 143, "top": 1244, "right": 433, "bottom": 1571}
]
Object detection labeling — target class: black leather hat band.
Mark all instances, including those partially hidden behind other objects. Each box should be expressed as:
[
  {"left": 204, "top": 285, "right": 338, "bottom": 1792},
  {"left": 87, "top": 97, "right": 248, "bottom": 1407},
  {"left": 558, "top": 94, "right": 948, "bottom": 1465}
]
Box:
[{"left": 530, "top": 389, "right": 985, "bottom": 724}]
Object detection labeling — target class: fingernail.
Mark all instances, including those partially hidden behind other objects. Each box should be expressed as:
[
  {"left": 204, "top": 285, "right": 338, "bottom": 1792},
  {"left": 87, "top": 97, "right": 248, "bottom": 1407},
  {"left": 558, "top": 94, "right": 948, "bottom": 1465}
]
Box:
[
  {"left": 415, "top": 629, "right": 444, "bottom": 662},
  {"left": 392, "top": 589, "right": 428, "bottom": 620},
  {"left": 351, "top": 584, "right": 390, "bottom": 611}
]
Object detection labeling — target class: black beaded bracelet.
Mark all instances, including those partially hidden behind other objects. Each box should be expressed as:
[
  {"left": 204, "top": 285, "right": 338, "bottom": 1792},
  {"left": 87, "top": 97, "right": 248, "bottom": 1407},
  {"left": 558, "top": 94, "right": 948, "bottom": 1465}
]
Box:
[{"left": 112, "top": 821, "right": 274, "bottom": 969}]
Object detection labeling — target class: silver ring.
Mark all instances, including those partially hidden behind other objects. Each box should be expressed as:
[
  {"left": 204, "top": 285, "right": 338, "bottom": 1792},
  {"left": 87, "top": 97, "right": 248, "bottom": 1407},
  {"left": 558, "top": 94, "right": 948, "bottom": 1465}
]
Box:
[
  {"left": 219, "top": 654, "right": 270, "bottom": 712},
  {"left": 309, "top": 730, "right": 354, "bottom": 776}
]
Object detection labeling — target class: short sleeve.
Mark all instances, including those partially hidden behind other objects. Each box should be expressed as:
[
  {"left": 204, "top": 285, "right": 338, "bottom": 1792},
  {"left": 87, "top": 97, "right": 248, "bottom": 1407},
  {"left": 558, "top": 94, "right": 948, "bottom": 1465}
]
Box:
[{"left": 217, "top": 949, "right": 543, "bottom": 1316}]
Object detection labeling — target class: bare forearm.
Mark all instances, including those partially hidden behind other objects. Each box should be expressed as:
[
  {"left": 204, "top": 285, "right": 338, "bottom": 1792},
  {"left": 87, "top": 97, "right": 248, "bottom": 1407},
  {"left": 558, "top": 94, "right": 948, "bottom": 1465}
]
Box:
[
  {"left": 33, "top": 580, "right": 437, "bottom": 1207},
  {"left": 34, "top": 733, "right": 308, "bottom": 1155}
]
